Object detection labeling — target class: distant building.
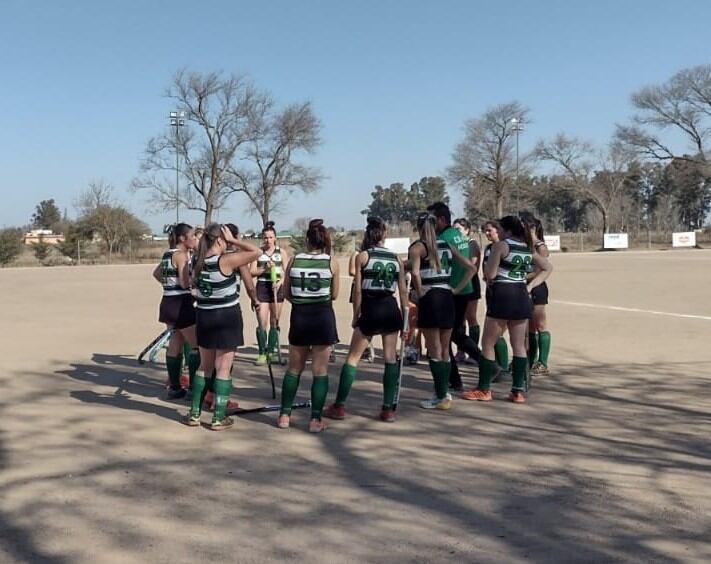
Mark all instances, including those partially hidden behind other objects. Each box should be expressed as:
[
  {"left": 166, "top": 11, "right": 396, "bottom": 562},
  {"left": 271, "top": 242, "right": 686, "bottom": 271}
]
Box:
[{"left": 23, "top": 229, "right": 65, "bottom": 245}]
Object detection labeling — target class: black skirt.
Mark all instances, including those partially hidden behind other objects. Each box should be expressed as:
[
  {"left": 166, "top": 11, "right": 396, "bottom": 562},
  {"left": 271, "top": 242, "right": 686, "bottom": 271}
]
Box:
[
  {"left": 487, "top": 283, "right": 533, "bottom": 321},
  {"left": 469, "top": 276, "right": 482, "bottom": 300},
  {"left": 356, "top": 293, "right": 404, "bottom": 337},
  {"left": 159, "top": 294, "right": 196, "bottom": 330},
  {"left": 289, "top": 302, "right": 339, "bottom": 347},
  {"left": 196, "top": 305, "right": 244, "bottom": 349},
  {"left": 417, "top": 288, "right": 455, "bottom": 329},
  {"left": 530, "top": 282, "right": 549, "bottom": 306},
  {"left": 256, "top": 281, "right": 285, "bottom": 303}
]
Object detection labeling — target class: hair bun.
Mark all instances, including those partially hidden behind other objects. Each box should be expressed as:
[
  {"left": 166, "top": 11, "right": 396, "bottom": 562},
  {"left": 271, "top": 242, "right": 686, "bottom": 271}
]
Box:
[
  {"left": 367, "top": 216, "right": 383, "bottom": 227},
  {"left": 265, "top": 221, "right": 275, "bottom": 229},
  {"left": 309, "top": 218, "right": 324, "bottom": 229}
]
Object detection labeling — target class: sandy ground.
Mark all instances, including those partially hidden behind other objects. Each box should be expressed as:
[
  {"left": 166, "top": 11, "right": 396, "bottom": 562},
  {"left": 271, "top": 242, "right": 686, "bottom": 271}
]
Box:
[{"left": 1, "top": 250, "right": 710, "bottom": 563}]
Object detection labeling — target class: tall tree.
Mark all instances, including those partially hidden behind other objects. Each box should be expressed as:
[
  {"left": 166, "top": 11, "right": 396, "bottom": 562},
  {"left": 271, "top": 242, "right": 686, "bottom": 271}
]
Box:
[
  {"left": 361, "top": 183, "right": 413, "bottom": 224},
  {"left": 535, "top": 134, "right": 634, "bottom": 246},
  {"left": 408, "top": 176, "right": 449, "bottom": 211},
  {"left": 230, "top": 101, "right": 323, "bottom": 226},
  {"left": 134, "top": 69, "right": 322, "bottom": 226},
  {"left": 448, "top": 102, "right": 530, "bottom": 217},
  {"left": 615, "top": 64, "right": 710, "bottom": 170},
  {"left": 31, "top": 199, "right": 61, "bottom": 230}
]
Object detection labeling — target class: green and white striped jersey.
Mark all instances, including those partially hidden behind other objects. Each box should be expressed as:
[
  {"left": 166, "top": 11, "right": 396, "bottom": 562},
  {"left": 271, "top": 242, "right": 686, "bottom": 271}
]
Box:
[
  {"left": 289, "top": 253, "right": 333, "bottom": 304},
  {"left": 417, "top": 239, "right": 452, "bottom": 291},
  {"left": 195, "top": 255, "right": 241, "bottom": 310},
  {"left": 160, "top": 249, "right": 190, "bottom": 297},
  {"left": 256, "top": 247, "right": 284, "bottom": 282},
  {"left": 494, "top": 238, "right": 533, "bottom": 284},
  {"left": 361, "top": 247, "right": 399, "bottom": 294}
]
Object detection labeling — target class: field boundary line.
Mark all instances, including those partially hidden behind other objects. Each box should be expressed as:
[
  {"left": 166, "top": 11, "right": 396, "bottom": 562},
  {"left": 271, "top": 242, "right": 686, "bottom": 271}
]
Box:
[{"left": 552, "top": 299, "right": 711, "bottom": 321}]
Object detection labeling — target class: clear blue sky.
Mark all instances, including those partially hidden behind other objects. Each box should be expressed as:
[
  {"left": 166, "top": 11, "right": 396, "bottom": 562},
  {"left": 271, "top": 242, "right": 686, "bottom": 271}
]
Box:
[{"left": 1, "top": 0, "right": 708, "bottom": 233}]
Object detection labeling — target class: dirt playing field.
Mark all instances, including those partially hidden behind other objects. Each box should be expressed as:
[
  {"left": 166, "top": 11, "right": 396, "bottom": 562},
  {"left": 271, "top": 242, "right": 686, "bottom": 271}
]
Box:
[{"left": 1, "top": 250, "right": 710, "bottom": 563}]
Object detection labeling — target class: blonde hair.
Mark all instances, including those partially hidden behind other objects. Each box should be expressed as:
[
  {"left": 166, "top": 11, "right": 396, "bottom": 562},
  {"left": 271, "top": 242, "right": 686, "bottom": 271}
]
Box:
[{"left": 416, "top": 213, "right": 440, "bottom": 271}]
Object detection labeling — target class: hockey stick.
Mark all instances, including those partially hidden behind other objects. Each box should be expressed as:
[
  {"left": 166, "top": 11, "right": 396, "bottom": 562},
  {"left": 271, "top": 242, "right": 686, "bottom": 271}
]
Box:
[
  {"left": 230, "top": 400, "right": 310, "bottom": 415},
  {"left": 393, "top": 273, "right": 412, "bottom": 412},
  {"left": 137, "top": 328, "right": 173, "bottom": 365},
  {"left": 257, "top": 299, "right": 277, "bottom": 399}
]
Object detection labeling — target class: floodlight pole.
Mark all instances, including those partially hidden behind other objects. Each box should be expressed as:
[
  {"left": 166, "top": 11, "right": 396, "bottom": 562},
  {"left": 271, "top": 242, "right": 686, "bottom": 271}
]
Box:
[
  {"left": 169, "top": 111, "right": 185, "bottom": 223},
  {"left": 511, "top": 117, "right": 524, "bottom": 213}
]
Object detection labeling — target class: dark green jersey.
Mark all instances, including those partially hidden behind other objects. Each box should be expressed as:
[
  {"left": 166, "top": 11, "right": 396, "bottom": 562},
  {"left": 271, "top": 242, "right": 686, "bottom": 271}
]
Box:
[{"left": 439, "top": 226, "right": 473, "bottom": 294}]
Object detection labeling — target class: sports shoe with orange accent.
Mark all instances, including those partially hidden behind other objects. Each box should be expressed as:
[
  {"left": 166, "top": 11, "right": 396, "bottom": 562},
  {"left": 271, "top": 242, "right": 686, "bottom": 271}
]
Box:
[
  {"left": 308, "top": 419, "right": 327, "bottom": 433},
  {"left": 323, "top": 403, "right": 346, "bottom": 420},
  {"left": 508, "top": 391, "right": 526, "bottom": 403},
  {"left": 531, "top": 362, "right": 550, "bottom": 376},
  {"left": 277, "top": 414, "right": 290, "bottom": 429},
  {"left": 379, "top": 408, "right": 396, "bottom": 423},
  {"left": 461, "top": 388, "right": 493, "bottom": 401}
]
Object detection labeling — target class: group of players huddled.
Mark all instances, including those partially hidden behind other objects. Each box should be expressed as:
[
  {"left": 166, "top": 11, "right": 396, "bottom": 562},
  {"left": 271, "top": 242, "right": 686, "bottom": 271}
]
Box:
[{"left": 153, "top": 202, "right": 553, "bottom": 432}]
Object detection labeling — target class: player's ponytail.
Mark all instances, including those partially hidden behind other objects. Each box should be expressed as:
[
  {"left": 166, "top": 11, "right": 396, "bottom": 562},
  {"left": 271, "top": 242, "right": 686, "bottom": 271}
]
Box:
[
  {"left": 262, "top": 221, "right": 276, "bottom": 235},
  {"left": 416, "top": 212, "right": 440, "bottom": 271},
  {"left": 192, "top": 222, "right": 222, "bottom": 285},
  {"left": 306, "top": 218, "right": 331, "bottom": 254},
  {"left": 168, "top": 223, "right": 193, "bottom": 248},
  {"left": 362, "top": 216, "right": 386, "bottom": 251}
]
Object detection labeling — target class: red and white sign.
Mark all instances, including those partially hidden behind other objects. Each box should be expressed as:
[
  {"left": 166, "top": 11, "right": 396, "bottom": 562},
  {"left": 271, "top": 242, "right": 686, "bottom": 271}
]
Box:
[
  {"left": 544, "top": 235, "right": 561, "bottom": 251},
  {"left": 672, "top": 232, "right": 696, "bottom": 248}
]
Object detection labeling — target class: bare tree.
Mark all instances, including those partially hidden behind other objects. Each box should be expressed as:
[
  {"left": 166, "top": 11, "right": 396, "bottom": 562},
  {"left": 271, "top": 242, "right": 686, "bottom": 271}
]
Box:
[
  {"left": 615, "top": 64, "right": 711, "bottom": 168},
  {"left": 75, "top": 180, "right": 115, "bottom": 216},
  {"left": 133, "top": 69, "right": 269, "bottom": 224},
  {"left": 229, "top": 101, "right": 323, "bottom": 227},
  {"left": 536, "top": 134, "right": 633, "bottom": 246},
  {"left": 448, "top": 102, "right": 530, "bottom": 217}
]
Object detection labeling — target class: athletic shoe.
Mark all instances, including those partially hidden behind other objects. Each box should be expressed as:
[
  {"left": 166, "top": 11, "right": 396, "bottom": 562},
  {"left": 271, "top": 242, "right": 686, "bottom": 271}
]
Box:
[
  {"left": 531, "top": 361, "right": 550, "bottom": 376},
  {"left": 203, "top": 396, "right": 240, "bottom": 412},
  {"left": 164, "top": 376, "right": 190, "bottom": 390},
  {"left": 379, "top": 408, "right": 396, "bottom": 423},
  {"left": 209, "top": 416, "right": 234, "bottom": 431},
  {"left": 461, "top": 388, "right": 492, "bottom": 401},
  {"left": 419, "top": 394, "right": 453, "bottom": 410},
  {"left": 454, "top": 351, "right": 466, "bottom": 363},
  {"left": 167, "top": 387, "right": 187, "bottom": 400},
  {"left": 508, "top": 391, "right": 526, "bottom": 404},
  {"left": 181, "top": 413, "right": 200, "bottom": 427},
  {"left": 202, "top": 391, "right": 214, "bottom": 410},
  {"left": 254, "top": 354, "right": 268, "bottom": 366},
  {"left": 323, "top": 404, "right": 346, "bottom": 420},
  {"left": 277, "top": 414, "right": 290, "bottom": 429},
  {"left": 361, "top": 348, "right": 372, "bottom": 361},
  {"left": 308, "top": 419, "right": 327, "bottom": 433}
]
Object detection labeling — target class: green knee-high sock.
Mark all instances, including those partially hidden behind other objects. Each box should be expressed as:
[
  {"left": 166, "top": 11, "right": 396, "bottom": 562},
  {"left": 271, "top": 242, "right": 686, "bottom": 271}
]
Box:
[
  {"left": 528, "top": 331, "right": 539, "bottom": 368},
  {"left": 469, "top": 325, "right": 481, "bottom": 346},
  {"left": 335, "top": 364, "right": 357, "bottom": 406},
  {"left": 435, "top": 361, "right": 451, "bottom": 400},
  {"left": 428, "top": 359, "right": 438, "bottom": 395},
  {"left": 477, "top": 357, "right": 497, "bottom": 391},
  {"left": 538, "top": 331, "right": 551, "bottom": 367},
  {"left": 280, "top": 372, "right": 301, "bottom": 416},
  {"left": 382, "top": 363, "right": 399, "bottom": 409},
  {"left": 494, "top": 337, "right": 509, "bottom": 371},
  {"left": 188, "top": 349, "right": 200, "bottom": 389},
  {"left": 267, "top": 328, "right": 279, "bottom": 354},
  {"left": 311, "top": 375, "right": 329, "bottom": 420},
  {"left": 212, "top": 377, "right": 233, "bottom": 423},
  {"left": 189, "top": 371, "right": 207, "bottom": 418},
  {"left": 182, "top": 342, "right": 191, "bottom": 364},
  {"left": 256, "top": 328, "right": 268, "bottom": 355},
  {"left": 511, "top": 356, "right": 528, "bottom": 392},
  {"left": 166, "top": 355, "right": 183, "bottom": 389}
]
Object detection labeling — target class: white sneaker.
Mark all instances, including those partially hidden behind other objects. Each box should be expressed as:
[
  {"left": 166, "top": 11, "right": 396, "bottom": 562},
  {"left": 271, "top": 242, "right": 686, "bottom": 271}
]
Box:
[{"left": 419, "top": 394, "right": 453, "bottom": 410}]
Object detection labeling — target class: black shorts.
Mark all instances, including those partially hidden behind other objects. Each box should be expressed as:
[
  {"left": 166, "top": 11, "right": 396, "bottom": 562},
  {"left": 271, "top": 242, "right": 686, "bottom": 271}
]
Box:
[
  {"left": 349, "top": 280, "right": 355, "bottom": 304},
  {"left": 159, "top": 294, "right": 195, "bottom": 330},
  {"left": 289, "top": 302, "right": 339, "bottom": 347},
  {"left": 256, "top": 281, "right": 285, "bottom": 303},
  {"left": 356, "top": 293, "right": 403, "bottom": 337},
  {"left": 531, "top": 282, "right": 549, "bottom": 306},
  {"left": 196, "top": 305, "right": 244, "bottom": 349},
  {"left": 486, "top": 283, "right": 533, "bottom": 321},
  {"left": 417, "top": 288, "right": 455, "bottom": 329}
]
